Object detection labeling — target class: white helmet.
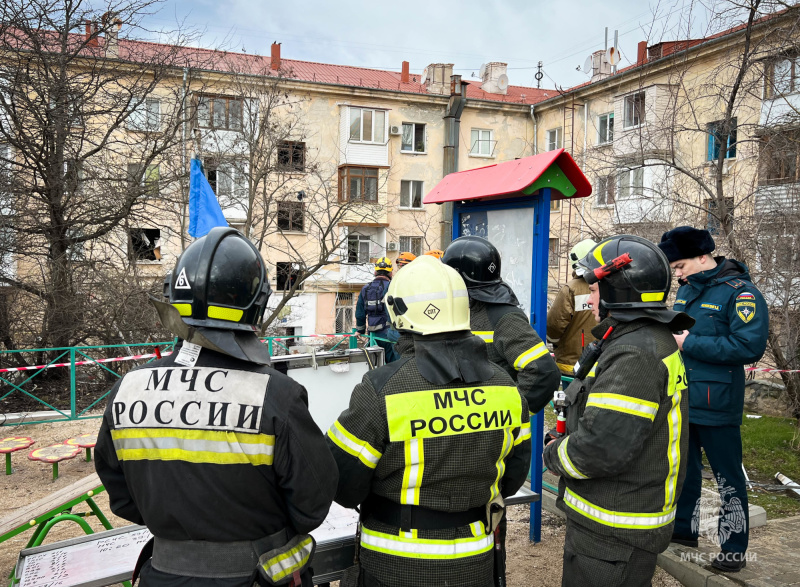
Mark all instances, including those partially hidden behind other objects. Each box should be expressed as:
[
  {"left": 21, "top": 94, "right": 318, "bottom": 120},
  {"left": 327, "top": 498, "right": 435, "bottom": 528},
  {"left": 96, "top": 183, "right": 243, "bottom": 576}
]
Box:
[{"left": 385, "top": 255, "right": 470, "bottom": 335}]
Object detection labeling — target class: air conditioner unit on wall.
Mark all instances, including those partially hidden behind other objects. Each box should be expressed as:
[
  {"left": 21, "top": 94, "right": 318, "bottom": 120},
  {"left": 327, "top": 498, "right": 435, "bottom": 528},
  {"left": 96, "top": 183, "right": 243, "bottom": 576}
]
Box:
[
  {"left": 387, "top": 241, "right": 399, "bottom": 251},
  {"left": 389, "top": 125, "right": 402, "bottom": 136}
]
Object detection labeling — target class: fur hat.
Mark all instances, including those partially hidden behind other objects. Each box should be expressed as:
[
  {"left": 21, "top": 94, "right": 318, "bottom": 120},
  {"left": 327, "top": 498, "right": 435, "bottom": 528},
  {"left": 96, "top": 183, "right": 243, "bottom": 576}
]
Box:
[{"left": 657, "top": 226, "right": 715, "bottom": 263}]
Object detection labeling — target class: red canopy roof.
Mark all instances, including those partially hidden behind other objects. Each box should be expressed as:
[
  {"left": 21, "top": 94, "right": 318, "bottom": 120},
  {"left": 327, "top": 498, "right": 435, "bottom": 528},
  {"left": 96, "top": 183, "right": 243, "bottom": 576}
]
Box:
[{"left": 423, "top": 149, "right": 592, "bottom": 205}]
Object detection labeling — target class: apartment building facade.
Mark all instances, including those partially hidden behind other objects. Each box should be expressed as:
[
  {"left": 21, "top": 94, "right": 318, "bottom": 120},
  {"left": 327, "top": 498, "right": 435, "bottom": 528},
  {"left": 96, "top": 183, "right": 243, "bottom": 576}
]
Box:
[{"left": 530, "top": 9, "right": 800, "bottom": 305}]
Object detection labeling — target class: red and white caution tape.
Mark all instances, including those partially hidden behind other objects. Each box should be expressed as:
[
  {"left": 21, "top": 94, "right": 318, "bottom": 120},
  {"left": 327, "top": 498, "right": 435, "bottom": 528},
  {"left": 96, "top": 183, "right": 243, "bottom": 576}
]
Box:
[
  {"left": 745, "top": 367, "right": 800, "bottom": 374},
  {"left": 0, "top": 351, "right": 172, "bottom": 374},
  {"left": 265, "top": 334, "right": 358, "bottom": 342}
]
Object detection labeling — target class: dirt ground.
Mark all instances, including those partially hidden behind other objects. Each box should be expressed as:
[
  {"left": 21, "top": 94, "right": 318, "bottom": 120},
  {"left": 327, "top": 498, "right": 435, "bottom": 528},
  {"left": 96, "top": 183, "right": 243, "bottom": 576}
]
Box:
[{"left": 0, "top": 418, "right": 681, "bottom": 586}]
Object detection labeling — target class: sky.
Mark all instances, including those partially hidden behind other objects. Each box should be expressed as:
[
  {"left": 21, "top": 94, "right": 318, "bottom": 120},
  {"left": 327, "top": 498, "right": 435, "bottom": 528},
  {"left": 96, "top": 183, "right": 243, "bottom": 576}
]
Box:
[{"left": 137, "top": 0, "right": 718, "bottom": 91}]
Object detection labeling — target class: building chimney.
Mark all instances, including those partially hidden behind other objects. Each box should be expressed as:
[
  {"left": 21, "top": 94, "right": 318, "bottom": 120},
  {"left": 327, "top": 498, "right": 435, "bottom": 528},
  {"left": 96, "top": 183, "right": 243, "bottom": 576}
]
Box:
[
  {"left": 424, "top": 63, "right": 454, "bottom": 95},
  {"left": 106, "top": 19, "right": 121, "bottom": 58},
  {"left": 590, "top": 50, "right": 612, "bottom": 83},
  {"left": 480, "top": 62, "right": 509, "bottom": 95},
  {"left": 637, "top": 41, "right": 647, "bottom": 66},
  {"left": 401, "top": 61, "right": 410, "bottom": 84},
  {"left": 271, "top": 42, "right": 281, "bottom": 71}
]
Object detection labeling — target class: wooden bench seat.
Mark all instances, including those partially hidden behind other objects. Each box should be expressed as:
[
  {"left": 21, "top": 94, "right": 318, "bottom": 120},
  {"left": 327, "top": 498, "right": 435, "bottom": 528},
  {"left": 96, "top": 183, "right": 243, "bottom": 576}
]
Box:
[{"left": 0, "top": 472, "right": 105, "bottom": 543}]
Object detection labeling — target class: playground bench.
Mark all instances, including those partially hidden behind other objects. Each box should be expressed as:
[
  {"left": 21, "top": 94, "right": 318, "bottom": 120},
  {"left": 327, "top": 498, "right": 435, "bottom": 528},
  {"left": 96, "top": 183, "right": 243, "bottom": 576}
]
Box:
[{"left": 0, "top": 472, "right": 112, "bottom": 546}]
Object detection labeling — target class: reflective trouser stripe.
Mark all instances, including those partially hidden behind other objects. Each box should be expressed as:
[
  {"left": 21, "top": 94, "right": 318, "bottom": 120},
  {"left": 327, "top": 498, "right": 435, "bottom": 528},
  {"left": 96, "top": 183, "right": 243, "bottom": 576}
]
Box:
[
  {"left": 328, "top": 421, "right": 382, "bottom": 469},
  {"left": 111, "top": 428, "right": 274, "bottom": 465},
  {"left": 513, "top": 342, "right": 549, "bottom": 370},
  {"left": 514, "top": 422, "right": 531, "bottom": 446},
  {"left": 585, "top": 393, "right": 659, "bottom": 421},
  {"left": 664, "top": 386, "right": 683, "bottom": 509},
  {"left": 662, "top": 349, "right": 687, "bottom": 510},
  {"left": 489, "top": 428, "right": 514, "bottom": 500},
  {"left": 401, "top": 437, "right": 424, "bottom": 505},
  {"left": 564, "top": 488, "right": 676, "bottom": 529},
  {"left": 260, "top": 536, "right": 314, "bottom": 583},
  {"left": 360, "top": 527, "right": 493, "bottom": 559},
  {"left": 558, "top": 436, "right": 588, "bottom": 479},
  {"left": 472, "top": 331, "right": 494, "bottom": 343}
]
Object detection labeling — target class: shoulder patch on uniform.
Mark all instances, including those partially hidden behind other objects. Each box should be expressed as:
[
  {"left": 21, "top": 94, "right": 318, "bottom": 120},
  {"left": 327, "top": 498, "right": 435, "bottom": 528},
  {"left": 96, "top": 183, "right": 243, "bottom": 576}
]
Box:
[
  {"left": 675, "top": 299, "right": 687, "bottom": 305},
  {"left": 573, "top": 294, "right": 591, "bottom": 312},
  {"left": 700, "top": 303, "right": 721, "bottom": 311},
  {"left": 725, "top": 279, "right": 745, "bottom": 289},
  {"left": 736, "top": 292, "right": 755, "bottom": 300},
  {"left": 736, "top": 300, "right": 756, "bottom": 323}
]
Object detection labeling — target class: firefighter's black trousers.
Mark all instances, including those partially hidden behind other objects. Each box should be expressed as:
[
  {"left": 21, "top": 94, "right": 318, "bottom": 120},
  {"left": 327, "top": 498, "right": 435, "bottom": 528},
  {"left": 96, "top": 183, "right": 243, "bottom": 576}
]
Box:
[{"left": 561, "top": 520, "right": 658, "bottom": 587}]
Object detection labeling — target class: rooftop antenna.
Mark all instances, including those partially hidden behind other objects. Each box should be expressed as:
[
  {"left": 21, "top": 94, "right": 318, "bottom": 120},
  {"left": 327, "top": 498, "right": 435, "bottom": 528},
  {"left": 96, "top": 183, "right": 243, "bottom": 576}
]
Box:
[
  {"left": 535, "top": 61, "right": 543, "bottom": 88},
  {"left": 613, "top": 29, "right": 619, "bottom": 74},
  {"left": 582, "top": 54, "right": 593, "bottom": 76}
]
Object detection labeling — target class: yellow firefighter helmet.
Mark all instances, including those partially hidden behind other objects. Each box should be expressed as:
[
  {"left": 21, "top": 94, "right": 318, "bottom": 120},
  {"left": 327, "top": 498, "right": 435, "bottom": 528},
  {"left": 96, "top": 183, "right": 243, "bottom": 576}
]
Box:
[{"left": 385, "top": 255, "right": 470, "bottom": 335}]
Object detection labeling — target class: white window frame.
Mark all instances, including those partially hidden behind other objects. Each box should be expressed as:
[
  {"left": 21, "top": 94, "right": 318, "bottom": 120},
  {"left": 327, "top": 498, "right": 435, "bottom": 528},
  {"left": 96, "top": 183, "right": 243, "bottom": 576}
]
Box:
[
  {"left": 546, "top": 128, "right": 562, "bottom": 151},
  {"left": 399, "top": 235, "right": 423, "bottom": 257},
  {"left": 400, "top": 180, "right": 424, "bottom": 210},
  {"left": 349, "top": 107, "right": 386, "bottom": 144},
  {"left": 128, "top": 97, "right": 160, "bottom": 132},
  {"left": 470, "top": 128, "right": 495, "bottom": 157},
  {"left": 623, "top": 92, "right": 646, "bottom": 128},
  {"left": 548, "top": 238, "right": 560, "bottom": 268},
  {"left": 401, "top": 122, "right": 426, "bottom": 154},
  {"left": 204, "top": 158, "right": 248, "bottom": 220},
  {"left": 597, "top": 112, "right": 614, "bottom": 144},
  {"left": 617, "top": 167, "right": 645, "bottom": 200},
  {"left": 595, "top": 174, "right": 615, "bottom": 208},
  {"left": 347, "top": 234, "right": 372, "bottom": 264}
]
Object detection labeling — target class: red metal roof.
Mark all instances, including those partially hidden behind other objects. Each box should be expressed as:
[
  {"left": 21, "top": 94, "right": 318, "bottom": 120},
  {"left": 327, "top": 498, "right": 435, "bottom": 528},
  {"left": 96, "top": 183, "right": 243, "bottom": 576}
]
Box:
[
  {"left": 100, "top": 38, "right": 555, "bottom": 105},
  {"left": 423, "top": 149, "right": 592, "bottom": 205}
]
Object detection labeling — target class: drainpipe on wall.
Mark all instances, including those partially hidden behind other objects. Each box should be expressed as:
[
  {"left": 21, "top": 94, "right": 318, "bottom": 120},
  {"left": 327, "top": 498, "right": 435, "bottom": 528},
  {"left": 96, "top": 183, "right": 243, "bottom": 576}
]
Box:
[
  {"left": 530, "top": 104, "right": 537, "bottom": 154},
  {"left": 181, "top": 67, "right": 189, "bottom": 250},
  {"left": 441, "top": 75, "right": 467, "bottom": 248},
  {"left": 581, "top": 101, "right": 588, "bottom": 238}
]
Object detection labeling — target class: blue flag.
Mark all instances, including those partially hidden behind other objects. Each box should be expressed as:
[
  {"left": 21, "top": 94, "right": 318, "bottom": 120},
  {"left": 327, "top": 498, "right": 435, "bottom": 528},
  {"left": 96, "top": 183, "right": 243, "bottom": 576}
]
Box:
[{"left": 188, "top": 158, "right": 228, "bottom": 238}]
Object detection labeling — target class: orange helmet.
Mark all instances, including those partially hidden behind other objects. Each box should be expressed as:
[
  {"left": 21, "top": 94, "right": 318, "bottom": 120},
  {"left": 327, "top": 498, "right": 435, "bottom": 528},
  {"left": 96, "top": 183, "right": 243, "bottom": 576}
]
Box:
[
  {"left": 395, "top": 252, "right": 417, "bottom": 268},
  {"left": 424, "top": 249, "right": 444, "bottom": 260}
]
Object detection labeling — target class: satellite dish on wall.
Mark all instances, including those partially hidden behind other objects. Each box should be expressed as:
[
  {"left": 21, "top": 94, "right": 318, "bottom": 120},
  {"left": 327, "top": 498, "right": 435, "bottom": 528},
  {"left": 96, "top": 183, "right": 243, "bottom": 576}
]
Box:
[
  {"left": 606, "top": 46, "right": 621, "bottom": 65},
  {"left": 582, "top": 55, "right": 593, "bottom": 75},
  {"left": 497, "top": 73, "right": 509, "bottom": 91},
  {"left": 420, "top": 69, "right": 427, "bottom": 85},
  {"left": 478, "top": 63, "right": 487, "bottom": 79}
]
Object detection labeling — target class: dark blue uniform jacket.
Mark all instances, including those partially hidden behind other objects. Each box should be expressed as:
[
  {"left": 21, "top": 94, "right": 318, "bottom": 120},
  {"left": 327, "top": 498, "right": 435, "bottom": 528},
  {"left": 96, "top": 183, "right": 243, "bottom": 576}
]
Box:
[{"left": 672, "top": 258, "right": 768, "bottom": 426}]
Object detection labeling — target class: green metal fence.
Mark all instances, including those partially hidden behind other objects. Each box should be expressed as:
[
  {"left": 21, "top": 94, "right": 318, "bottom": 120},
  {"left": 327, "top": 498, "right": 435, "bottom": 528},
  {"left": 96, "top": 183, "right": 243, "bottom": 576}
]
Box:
[{"left": 0, "top": 331, "right": 388, "bottom": 426}]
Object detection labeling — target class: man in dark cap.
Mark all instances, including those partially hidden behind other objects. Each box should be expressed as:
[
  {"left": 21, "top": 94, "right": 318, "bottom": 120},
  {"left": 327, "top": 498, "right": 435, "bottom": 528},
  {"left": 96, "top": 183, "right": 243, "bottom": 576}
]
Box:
[{"left": 658, "top": 226, "right": 768, "bottom": 572}]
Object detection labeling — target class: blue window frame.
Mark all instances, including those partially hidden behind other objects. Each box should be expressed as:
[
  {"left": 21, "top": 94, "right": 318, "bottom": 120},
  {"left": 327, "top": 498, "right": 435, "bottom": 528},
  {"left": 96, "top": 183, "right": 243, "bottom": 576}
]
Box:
[{"left": 707, "top": 118, "right": 737, "bottom": 161}]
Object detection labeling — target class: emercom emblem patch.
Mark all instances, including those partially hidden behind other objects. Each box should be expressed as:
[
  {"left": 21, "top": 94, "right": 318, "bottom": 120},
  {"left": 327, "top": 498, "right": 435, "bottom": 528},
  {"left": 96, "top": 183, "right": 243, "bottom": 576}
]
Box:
[{"left": 736, "top": 301, "right": 756, "bottom": 323}]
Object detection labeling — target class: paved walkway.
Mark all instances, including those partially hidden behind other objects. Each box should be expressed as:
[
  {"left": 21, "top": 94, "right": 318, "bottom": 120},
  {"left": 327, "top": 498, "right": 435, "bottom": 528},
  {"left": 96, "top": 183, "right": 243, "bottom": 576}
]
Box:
[{"left": 658, "top": 515, "right": 800, "bottom": 586}]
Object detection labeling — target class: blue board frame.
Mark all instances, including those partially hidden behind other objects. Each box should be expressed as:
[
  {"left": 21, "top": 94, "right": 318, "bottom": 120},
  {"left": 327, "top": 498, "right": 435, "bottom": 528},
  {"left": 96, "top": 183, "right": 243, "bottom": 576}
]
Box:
[{"left": 451, "top": 188, "right": 552, "bottom": 543}]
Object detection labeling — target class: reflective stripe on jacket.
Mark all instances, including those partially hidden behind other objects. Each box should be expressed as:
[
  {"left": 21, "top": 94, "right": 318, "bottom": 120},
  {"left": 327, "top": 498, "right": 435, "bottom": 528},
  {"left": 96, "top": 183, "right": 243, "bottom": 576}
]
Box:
[
  {"left": 326, "top": 344, "right": 531, "bottom": 587},
  {"left": 542, "top": 317, "right": 689, "bottom": 554},
  {"left": 470, "top": 301, "right": 561, "bottom": 414},
  {"left": 95, "top": 345, "right": 338, "bottom": 580}
]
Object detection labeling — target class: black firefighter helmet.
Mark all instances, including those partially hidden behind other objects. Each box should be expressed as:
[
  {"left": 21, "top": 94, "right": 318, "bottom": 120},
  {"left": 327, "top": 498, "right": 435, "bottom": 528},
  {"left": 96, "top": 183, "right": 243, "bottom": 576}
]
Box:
[
  {"left": 576, "top": 234, "right": 693, "bottom": 330},
  {"left": 442, "top": 236, "right": 502, "bottom": 287},
  {"left": 152, "top": 227, "right": 273, "bottom": 364},
  {"left": 442, "top": 236, "right": 520, "bottom": 306}
]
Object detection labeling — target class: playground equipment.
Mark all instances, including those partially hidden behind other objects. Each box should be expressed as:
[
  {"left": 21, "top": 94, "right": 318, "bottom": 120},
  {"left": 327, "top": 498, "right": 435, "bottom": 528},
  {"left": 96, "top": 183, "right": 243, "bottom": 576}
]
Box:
[
  {"left": 424, "top": 148, "right": 593, "bottom": 542},
  {"left": 1, "top": 436, "right": 34, "bottom": 475},
  {"left": 28, "top": 444, "right": 82, "bottom": 481},
  {"left": 64, "top": 434, "right": 97, "bottom": 462}
]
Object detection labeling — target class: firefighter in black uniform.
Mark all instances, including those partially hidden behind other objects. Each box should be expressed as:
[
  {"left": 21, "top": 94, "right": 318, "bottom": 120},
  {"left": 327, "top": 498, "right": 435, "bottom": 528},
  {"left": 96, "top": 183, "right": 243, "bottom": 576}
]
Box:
[
  {"left": 95, "top": 227, "right": 338, "bottom": 587},
  {"left": 327, "top": 255, "right": 531, "bottom": 587},
  {"left": 442, "top": 236, "right": 561, "bottom": 414},
  {"left": 543, "top": 235, "right": 693, "bottom": 587}
]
